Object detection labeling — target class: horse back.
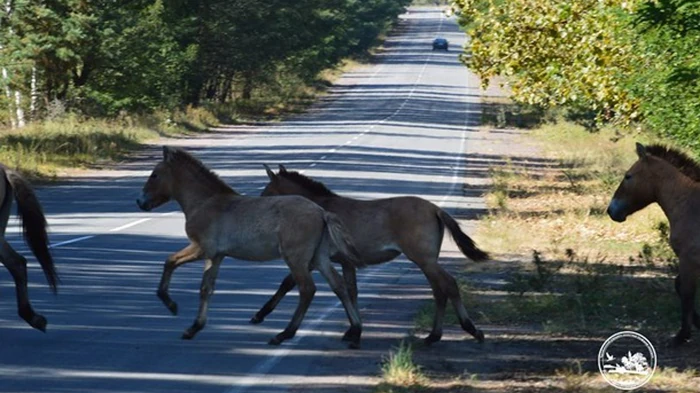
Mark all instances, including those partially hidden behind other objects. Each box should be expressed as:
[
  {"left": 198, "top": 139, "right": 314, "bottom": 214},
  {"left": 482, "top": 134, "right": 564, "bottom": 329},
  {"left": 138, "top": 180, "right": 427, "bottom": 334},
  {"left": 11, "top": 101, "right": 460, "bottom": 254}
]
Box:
[{"left": 321, "top": 195, "right": 439, "bottom": 257}]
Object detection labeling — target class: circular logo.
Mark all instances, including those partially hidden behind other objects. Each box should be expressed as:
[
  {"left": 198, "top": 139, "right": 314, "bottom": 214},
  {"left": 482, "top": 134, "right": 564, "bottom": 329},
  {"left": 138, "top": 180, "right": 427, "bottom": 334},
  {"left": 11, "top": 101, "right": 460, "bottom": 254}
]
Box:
[{"left": 598, "top": 331, "right": 657, "bottom": 390}]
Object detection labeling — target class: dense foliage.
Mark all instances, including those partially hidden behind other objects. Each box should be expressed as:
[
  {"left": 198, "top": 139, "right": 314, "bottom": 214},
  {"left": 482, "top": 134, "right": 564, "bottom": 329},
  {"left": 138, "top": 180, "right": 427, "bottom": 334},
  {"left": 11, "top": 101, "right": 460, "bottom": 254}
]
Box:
[
  {"left": 0, "top": 0, "right": 410, "bottom": 123},
  {"left": 455, "top": 0, "right": 700, "bottom": 146}
]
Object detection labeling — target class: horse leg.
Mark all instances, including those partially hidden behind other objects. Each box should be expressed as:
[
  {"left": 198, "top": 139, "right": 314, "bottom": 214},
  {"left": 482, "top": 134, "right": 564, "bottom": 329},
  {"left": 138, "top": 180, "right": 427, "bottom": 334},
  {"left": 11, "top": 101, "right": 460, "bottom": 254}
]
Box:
[
  {"left": 315, "top": 256, "right": 362, "bottom": 349},
  {"left": 675, "top": 274, "right": 700, "bottom": 330},
  {"left": 0, "top": 239, "right": 46, "bottom": 331},
  {"left": 407, "top": 256, "right": 449, "bottom": 345},
  {"left": 672, "top": 264, "right": 699, "bottom": 346},
  {"left": 440, "top": 268, "right": 483, "bottom": 343},
  {"left": 418, "top": 263, "right": 450, "bottom": 345},
  {"left": 340, "top": 263, "right": 360, "bottom": 342},
  {"left": 182, "top": 255, "right": 223, "bottom": 340},
  {"left": 158, "top": 243, "right": 203, "bottom": 315},
  {"left": 250, "top": 273, "right": 297, "bottom": 324},
  {"left": 268, "top": 267, "right": 316, "bottom": 346},
  {"left": 342, "top": 263, "right": 359, "bottom": 307}
]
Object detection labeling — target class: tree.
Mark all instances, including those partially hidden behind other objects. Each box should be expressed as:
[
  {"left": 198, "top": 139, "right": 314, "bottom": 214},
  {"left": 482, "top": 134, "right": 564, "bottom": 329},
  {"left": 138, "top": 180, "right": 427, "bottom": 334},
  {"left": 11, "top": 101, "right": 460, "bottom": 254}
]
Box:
[{"left": 454, "top": 0, "right": 642, "bottom": 122}]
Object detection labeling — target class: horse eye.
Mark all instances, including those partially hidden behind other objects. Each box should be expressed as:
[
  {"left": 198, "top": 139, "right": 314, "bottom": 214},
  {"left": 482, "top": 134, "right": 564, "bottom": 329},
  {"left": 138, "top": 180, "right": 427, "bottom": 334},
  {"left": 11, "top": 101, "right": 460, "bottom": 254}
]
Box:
[
  {"left": 624, "top": 174, "right": 631, "bottom": 180},
  {"left": 150, "top": 173, "right": 158, "bottom": 179}
]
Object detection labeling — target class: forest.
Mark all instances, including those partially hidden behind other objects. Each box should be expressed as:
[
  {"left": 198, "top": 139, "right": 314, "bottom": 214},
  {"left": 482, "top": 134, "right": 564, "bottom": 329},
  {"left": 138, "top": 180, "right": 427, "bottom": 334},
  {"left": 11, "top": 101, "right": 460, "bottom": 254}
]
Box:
[{"left": 0, "top": 0, "right": 411, "bottom": 126}]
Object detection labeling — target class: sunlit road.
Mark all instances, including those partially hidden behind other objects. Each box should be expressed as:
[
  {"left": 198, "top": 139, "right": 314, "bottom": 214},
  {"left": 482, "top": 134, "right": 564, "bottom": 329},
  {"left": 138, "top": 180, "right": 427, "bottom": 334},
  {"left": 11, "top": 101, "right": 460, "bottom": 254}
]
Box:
[{"left": 0, "top": 8, "right": 488, "bottom": 393}]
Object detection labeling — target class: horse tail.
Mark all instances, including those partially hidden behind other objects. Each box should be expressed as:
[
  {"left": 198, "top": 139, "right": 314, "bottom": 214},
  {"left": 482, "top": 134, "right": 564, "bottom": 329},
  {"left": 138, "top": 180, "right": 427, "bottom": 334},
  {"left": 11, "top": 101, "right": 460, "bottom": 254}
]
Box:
[
  {"left": 437, "top": 209, "right": 489, "bottom": 262},
  {"left": 5, "top": 170, "right": 58, "bottom": 293},
  {"left": 322, "top": 211, "right": 365, "bottom": 268}
]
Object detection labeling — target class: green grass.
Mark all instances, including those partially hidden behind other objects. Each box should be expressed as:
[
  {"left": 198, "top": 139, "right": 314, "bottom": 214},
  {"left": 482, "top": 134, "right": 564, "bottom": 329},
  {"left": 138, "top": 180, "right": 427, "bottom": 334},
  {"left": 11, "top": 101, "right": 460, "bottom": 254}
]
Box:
[{"left": 376, "top": 341, "right": 427, "bottom": 392}]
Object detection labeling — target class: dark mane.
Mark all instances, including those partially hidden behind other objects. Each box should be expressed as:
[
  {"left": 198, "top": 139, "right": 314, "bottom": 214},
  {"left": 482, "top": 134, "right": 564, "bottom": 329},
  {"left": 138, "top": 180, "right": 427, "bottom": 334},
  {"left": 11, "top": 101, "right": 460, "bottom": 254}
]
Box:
[
  {"left": 279, "top": 171, "right": 338, "bottom": 197},
  {"left": 169, "top": 148, "right": 238, "bottom": 195},
  {"left": 646, "top": 144, "right": 700, "bottom": 181}
]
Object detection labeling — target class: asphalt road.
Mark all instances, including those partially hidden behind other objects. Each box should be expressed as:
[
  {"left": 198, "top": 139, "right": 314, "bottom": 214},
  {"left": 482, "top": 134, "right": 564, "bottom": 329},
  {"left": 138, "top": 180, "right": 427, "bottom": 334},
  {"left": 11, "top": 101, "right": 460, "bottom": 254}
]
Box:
[{"left": 0, "top": 8, "right": 488, "bottom": 393}]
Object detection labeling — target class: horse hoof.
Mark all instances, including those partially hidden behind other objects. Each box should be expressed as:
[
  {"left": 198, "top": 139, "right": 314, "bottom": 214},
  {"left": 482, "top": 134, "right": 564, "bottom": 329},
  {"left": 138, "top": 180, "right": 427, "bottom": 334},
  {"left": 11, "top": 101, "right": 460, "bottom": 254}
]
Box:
[
  {"left": 341, "top": 329, "right": 355, "bottom": 342},
  {"left": 424, "top": 333, "right": 442, "bottom": 345},
  {"left": 250, "top": 315, "right": 264, "bottom": 325},
  {"left": 342, "top": 326, "right": 362, "bottom": 343},
  {"left": 474, "top": 329, "right": 485, "bottom": 343},
  {"left": 268, "top": 337, "right": 283, "bottom": 346},
  {"left": 30, "top": 315, "right": 47, "bottom": 333},
  {"left": 181, "top": 326, "right": 201, "bottom": 340},
  {"left": 181, "top": 331, "right": 195, "bottom": 340},
  {"left": 347, "top": 341, "right": 361, "bottom": 350}
]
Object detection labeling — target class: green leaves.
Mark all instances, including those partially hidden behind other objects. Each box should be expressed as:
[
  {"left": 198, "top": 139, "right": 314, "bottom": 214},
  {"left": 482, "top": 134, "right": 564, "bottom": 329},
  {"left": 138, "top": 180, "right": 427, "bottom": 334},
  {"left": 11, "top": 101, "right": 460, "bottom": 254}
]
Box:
[
  {"left": 455, "top": 0, "right": 642, "bottom": 123},
  {"left": 455, "top": 0, "right": 700, "bottom": 147}
]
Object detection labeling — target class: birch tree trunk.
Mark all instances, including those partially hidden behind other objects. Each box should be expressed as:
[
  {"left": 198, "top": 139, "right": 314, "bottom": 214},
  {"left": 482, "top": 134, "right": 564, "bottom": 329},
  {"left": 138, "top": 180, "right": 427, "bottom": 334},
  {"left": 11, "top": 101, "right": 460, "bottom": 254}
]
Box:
[
  {"left": 14, "top": 89, "right": 24, "bottom": 127},
  {"left": 2, "top": 66, "right": 16, "bottom": 128},
  {"left": 2, "top": 0, "right": 18, "bottom": 128},
  {"left": 30, "top": 66, "right": 37, "bottom": 120}
]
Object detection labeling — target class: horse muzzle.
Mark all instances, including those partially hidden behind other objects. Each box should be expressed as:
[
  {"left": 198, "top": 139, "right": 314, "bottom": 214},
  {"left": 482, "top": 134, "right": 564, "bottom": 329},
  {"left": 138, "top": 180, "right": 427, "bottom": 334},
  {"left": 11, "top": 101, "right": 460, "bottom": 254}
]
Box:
[
  {"left": 136, "top": 196, "right": 152, "bottom": 211},
  {"left": 606, "top": 199, "right": 627, "bottom": 222}
]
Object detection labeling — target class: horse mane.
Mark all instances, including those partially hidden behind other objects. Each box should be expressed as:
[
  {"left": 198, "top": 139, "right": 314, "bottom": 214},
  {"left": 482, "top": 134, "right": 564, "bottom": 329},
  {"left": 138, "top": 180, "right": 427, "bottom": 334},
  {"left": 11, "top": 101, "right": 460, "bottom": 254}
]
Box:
[
  {"left": 646, "top": 144, "right": 700, "bottom": 182},
  {"left": 168, "top": 148, "right": 238, "bottom": 195},
  {"left": 278, "top": 170, "right": 338, "bottom": 197}
]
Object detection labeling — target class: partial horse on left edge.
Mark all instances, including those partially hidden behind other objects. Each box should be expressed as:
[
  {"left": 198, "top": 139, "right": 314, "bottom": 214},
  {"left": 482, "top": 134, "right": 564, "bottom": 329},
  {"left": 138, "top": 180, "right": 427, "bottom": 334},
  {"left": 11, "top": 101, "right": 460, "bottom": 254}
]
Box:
[
  {"left": 0, "top": 166, "right": 58, "bottom": 331},
  {"left": 607, "top": 143, "right": 700, "bottom": 346}
]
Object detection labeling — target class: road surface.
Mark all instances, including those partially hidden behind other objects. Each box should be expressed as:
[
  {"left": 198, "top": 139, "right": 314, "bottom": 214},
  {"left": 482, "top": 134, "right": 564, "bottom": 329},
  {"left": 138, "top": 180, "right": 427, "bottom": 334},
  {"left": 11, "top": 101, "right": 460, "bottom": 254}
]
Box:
[{"left": 0, "top": 8, "right": 488, "bottom": 393}]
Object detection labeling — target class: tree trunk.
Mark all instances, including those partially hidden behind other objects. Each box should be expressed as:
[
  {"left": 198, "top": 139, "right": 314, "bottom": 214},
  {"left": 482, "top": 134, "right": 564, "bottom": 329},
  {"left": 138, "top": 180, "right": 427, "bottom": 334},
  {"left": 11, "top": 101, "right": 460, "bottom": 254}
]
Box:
[
  {"left": 2, "top": 0, "right": 16, "bottom": 128},
  {"left": 242, "top": 73, "right": 253, "bottom": 100},
  {"left": 2, "top": 67, "right": 16, "bottom": 128},
  {"left": 30, "top": 66, "right": 37, "bottom": 121},
  {"left": 14, "top": 90, "right": 24, "bottom": 127}
]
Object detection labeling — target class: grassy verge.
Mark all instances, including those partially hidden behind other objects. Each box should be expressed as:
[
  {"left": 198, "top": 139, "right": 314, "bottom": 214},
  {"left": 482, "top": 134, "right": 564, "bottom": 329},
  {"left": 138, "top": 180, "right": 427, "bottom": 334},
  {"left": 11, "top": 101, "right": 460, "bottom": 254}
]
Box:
[
  {"left": 0, "top": 105, "right": 218, "bottom": 180},
  {"left": 374, "top": 358, "right": 698, "bottom": 393},
  {"left": 477, "top": 122, "right": 668, "bottom": 258},
  {"left": 471, "top": 120, "right": 698, "bottom": 336}
]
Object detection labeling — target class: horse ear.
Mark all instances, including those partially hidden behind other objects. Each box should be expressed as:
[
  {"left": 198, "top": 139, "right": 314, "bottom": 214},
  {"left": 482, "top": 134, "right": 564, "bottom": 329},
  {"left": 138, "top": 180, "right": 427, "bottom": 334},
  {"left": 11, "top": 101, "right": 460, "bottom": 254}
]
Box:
[
  {"left": 263, "top": 164, "right": 276, "bottom": 180},
  {"left": 278, "top": 164, "right": 287, "bottom": 173},
  {"left": 163, "top": 146, "right": 175, "bottom": 162},
  {"left": 636, "top": 142, "right": 647, "bottom": 159}
]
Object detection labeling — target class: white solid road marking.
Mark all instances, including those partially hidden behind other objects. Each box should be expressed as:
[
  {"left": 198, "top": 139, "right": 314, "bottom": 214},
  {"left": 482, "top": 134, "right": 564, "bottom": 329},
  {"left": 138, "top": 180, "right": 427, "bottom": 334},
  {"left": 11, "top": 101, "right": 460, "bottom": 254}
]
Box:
[
  {"left": 108, "top": 217, "right": 155, "bottom": 232},
  {"left": 47, "top": 212, "right": 179, "bottom": 249},
  {"left": 49, "top": 235, "right": 96, "bottom": 249}
]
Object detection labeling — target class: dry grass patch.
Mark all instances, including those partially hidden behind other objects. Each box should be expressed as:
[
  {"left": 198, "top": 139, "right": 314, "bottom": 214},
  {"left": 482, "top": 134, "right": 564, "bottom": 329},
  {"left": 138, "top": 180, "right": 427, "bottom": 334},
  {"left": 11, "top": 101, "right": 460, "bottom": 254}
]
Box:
[
  {"left": 477, "top": 122, "right": 671, "bottom": 261},
  {"left": 0, "top": 117, "right": 157, "bottom": 179}
]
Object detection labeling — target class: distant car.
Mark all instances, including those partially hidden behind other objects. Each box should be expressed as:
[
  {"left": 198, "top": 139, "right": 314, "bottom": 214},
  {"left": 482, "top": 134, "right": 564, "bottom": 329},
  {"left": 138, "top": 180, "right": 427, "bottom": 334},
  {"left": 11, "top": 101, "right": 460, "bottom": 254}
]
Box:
[{"left": 432, "top": 38, "right": 448, "bottom": 51}]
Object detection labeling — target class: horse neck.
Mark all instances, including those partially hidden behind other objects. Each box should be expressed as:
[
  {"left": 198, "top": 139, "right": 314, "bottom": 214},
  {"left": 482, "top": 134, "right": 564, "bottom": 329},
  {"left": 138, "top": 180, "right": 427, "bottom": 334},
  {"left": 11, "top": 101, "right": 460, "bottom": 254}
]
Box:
[
  {"left": 653, "top": 163, "right": 697, "bottom": 225},
  {"left": 171, "top": 169, "right": 232, "bottom": 215},
  {"left": 283, "top": 184, "right": 331, "bottom": 204}
]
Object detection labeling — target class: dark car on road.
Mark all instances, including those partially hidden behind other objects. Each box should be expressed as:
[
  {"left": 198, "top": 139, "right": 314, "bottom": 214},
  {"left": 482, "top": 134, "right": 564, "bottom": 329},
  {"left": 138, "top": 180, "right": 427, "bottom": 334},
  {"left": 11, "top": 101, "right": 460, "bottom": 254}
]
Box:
[{"left": 432, "top": 38, "right": 448, "bottom": 51}]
